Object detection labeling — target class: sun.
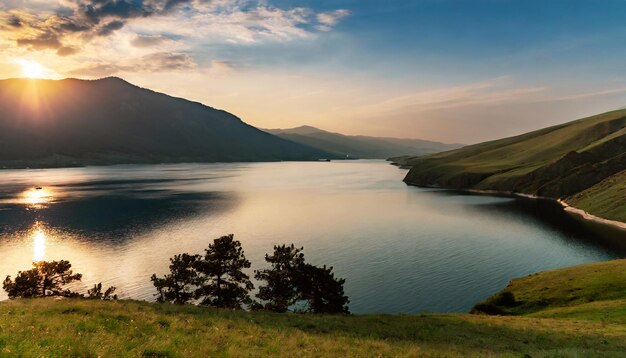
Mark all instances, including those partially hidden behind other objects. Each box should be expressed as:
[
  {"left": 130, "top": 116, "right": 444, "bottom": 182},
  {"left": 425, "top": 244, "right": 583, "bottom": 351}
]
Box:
[
  {"left": 15, "top": 59, "right": 55, "bottom": 78},
  {"left": 17, "top": 59, "right": 48, "bottom": 79}
]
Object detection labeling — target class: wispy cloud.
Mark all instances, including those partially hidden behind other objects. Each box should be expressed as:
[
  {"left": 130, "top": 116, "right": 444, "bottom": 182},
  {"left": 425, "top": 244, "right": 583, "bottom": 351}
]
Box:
[
  {"left": 68, "top": 51, "right": 197, "bottom": 76},
  {"left": 364, "top": 77, "right": 547, "bottom": 115},
  {"left": 316, "top": 9, "right": 350, "bottom": 31}
]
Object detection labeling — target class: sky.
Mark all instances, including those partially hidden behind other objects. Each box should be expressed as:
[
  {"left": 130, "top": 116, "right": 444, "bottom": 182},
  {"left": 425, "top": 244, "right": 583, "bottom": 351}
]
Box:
[{"left": 1, "top": 0, "right": 625, "bottom": 144}]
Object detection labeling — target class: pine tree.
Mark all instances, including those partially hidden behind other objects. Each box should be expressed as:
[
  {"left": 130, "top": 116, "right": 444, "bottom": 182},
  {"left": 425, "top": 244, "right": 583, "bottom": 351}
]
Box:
[
  {"left": 3, "top": 260, "right": 82, "bottom": 298},
  {"left": 194, "top": 235, "right": 253, "bottom": 309},
  {"left": 255, "top": 244, "right": 305, "bottom": 312},
  {"left": 296, "top": 263, "right": 350, "bottom": 314},
  {"left": 151, "top": 253, "right": 201, "bottom": 304}
]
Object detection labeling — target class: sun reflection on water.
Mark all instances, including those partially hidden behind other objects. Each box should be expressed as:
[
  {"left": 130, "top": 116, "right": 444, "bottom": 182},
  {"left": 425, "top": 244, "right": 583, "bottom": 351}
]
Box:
[
  {"left": 21, "top": 187, "right": 54, "bottom": 208},
  {"left": 33, "top": 228, "right": 46, "bottom": 262}
]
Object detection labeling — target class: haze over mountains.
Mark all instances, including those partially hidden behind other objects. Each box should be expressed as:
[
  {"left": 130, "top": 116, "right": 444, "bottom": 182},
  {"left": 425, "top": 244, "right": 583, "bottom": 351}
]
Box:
[
  {"left": 395, "top": 109, "right": 626, "bottom": 222},
  {"left": 0, "top": 77, "right": 337, "bottom": 168},
  {"left": 266, "top": 126, "right": 461, "bottom": 159}
]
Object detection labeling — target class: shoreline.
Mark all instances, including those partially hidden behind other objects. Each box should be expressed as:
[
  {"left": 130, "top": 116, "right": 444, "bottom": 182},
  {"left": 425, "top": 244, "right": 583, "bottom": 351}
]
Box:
[
  {"left": 557, "top": 199, "right": 626, "bottom": 231},
  {"left": 404, "top": 181, "right": 626, "bottom": 233}
]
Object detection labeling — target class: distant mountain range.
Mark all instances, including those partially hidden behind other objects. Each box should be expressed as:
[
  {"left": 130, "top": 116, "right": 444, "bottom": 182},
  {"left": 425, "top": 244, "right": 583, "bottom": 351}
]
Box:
[
  {"left": 0, "top": 77, "right": 337, "bottom": 168},
  {"left": 394, "top": 109, "right": 626, "bottom": 223},
  {"left": 265, "top": 125, "right": 462, "bottom": 159}
]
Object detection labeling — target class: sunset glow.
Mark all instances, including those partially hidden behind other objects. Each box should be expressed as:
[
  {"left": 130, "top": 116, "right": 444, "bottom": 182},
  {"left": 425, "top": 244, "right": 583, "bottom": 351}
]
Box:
[
  {"left": 0, "top": 1, "right": 624, "bottom": 143},
  {"left": 17, "top": 59, "right": 47, "bottom": 79},
  {"left": 21, "top": 187, "right": 54, "bottom": 208}
]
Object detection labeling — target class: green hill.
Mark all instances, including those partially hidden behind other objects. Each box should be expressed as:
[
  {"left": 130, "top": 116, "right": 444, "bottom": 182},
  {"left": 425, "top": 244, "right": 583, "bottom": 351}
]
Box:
[
  {"left": 0, "top": 78, "right": 336, "bottom": 168},
  {"left": 473, "top": 259, "right": 626, "bottom": 322},
  {"left": 398, "top": 109, "right": 626, "bottom": 223},
  {"left": 266, "top": 125, "right": 461, "bottom": 159},
  {"left": 1, "top": 259, "right": 626, "bottom": 356}
]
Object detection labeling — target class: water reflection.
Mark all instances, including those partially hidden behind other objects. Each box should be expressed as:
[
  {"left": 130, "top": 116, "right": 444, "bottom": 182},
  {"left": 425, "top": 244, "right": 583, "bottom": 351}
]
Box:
[
  {"left": 21, "top": 187, "right": 54, "bottom": 208},
  {"left": 0, "top": 161, "right": 623, "bottom": 313},
  {"left": 32, "top": 227, "right": 46, "bottom": 262}
]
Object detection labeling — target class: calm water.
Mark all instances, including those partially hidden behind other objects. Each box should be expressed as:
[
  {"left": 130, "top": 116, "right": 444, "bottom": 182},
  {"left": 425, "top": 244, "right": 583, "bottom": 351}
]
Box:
[{"left": 0, "top": 161, "right": 623, "bottom": 313}]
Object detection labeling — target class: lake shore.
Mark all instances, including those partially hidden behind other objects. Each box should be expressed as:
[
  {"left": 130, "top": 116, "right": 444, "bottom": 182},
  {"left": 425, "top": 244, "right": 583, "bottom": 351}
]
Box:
[{"left": 401, "top": 181, "right": 626, "bottom": 234}]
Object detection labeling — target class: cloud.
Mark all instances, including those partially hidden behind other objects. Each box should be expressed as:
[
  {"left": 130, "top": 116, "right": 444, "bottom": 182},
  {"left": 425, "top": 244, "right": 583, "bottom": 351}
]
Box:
[
  {"left": 0, "top": 1, "right": 350, "bottom": 57},
  {"left": 365, "top": 77, "right": 547, "bottom": 115},
  {"left": 57, "top": 45, "right": 79, "bottom": 56},
  {"left": 16, "top": 32, "right": 62, "bottom": 50},
  {"left": 316, "top": 9, "right": 350, "bottom": 31},
  {"left": 131, "top": 34, "right": 170, "bottom": 47},
  {"left": 97, "top": 20, "right": 126, "bottom": 36},
  {"left": 68, "top": 51, "right": 197, "bottom": 76},
  {"left": 7, "top": 14, "right": 21, "bottom": 27}
]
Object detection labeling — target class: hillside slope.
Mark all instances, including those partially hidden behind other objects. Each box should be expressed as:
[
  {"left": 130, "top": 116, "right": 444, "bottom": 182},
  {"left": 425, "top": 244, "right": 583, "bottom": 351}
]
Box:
[
  {"left": 2, "top": 259, "right": 626, "bottom": 356},
  {"left": 266, "top": 125, "right": 461, "bottom": 159},
  {"left": 400, "top": 109, "right": 626, "bottom": 223},
  {"left": 0, "top": 78, "right": 335, "bottom": 168},
  {"left": 473, "top": 259, "right": 626, "bottom": 321}
]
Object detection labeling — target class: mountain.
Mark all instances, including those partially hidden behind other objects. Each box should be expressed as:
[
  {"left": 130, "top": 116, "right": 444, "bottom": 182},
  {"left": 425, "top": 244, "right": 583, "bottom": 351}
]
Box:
[
  {"left": 0, "top": 78, "right": 336, "bottom": 168},
  {"left": 396, "top": 109, "right": 626, "bottom": 223},
  {"left": 265, "top": 125, "right": 462, "bottom": 159}
]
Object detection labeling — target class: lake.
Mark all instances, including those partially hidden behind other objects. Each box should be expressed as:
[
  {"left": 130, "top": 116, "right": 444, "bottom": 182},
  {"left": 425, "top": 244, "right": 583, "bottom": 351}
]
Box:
[{"left": 0, "top": 160, "right": 623, "bottom": 313}]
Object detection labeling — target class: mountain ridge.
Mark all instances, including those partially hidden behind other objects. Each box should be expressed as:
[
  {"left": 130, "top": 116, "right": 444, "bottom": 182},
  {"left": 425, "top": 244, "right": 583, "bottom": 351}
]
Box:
[
  {"left": 0, "top": 77, "right": 337, "bottom": 168},
  {"left": 265, "top": 125, "right": 462, "bottom": 159}
]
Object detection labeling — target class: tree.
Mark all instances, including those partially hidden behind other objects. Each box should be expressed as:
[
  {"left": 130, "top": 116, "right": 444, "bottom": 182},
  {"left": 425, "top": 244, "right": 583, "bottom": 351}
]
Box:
[
  {"left": 254, "top": 244, "right": 305, "bottom": 312},
  {"left": 86, "top": 283, "right": 118, "bottom": 300},
  {"left": 296, "top": 264, "right": 350, "bottom": 314},
  {"left": 254, "top": 244, "right": 350, "bottom": 314},
  {"left": 3, "top": 260, "right": 82, "bottom": 298},
  {"left": 151, "top": 253, "right": 201, "bottom": 304},
  {"left": 194, "top": 235, "right": 253, "bottom": 309}
]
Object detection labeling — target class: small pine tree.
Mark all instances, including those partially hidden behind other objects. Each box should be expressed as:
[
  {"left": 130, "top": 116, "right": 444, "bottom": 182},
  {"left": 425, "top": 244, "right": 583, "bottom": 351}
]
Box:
[
  {"left": 3, "top": 260, "right": 82, "bottom": 298},
  {"left": 194, "top": 235, "right": 254, "bottom": 309},
  {"left": 151, "top": 253, "right": 201, "bottom": 304},
  {"left": 296, "top": 263, "right": 350, "bottom": 314},
  {"left": 254, "top": 244, "right": 305, "bottom": 312},
  {"left": 86, "top": 283, "right": 118, "bottom": 300}
]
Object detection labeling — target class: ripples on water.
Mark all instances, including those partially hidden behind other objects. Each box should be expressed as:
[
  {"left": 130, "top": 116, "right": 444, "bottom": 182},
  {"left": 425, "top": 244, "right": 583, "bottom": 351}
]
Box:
[{"left": 0, "top": 161, "right": 623, "bottom": 313}]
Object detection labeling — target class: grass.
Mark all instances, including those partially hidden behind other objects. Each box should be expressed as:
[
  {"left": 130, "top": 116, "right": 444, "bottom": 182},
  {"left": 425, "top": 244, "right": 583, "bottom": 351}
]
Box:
[
  {"left": 473, "top": 259, "right": 626, "bottom": 316},
  {"left": 399, "top": 109, "right": 626, "bottom": 222},
  {"left": 566, "top": 170, "right": 626, "bottom": 222},
  {"left": 2, "top": 260, "right": 626, "bottom": 356},
  {"left": 1, "top": 298, "right": 626, "bottom": 357}
]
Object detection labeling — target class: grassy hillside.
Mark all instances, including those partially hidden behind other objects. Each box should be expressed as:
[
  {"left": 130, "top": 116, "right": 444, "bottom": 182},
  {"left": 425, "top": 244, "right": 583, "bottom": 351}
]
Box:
[
  {"left": 2, "top": 260, "right": 626, "bottom": 356},
  {"left": 566, "top": 170, "right": 626, "bottom": 222},
  {"left": 0, "top": 78, "right": 335, "bottom": 168},
  {"left": 0, "top": 297, "right": 624, "bottom": 357},
  {"left": 266, "top": 125, "right": 461, "bottom": 159},
  {"left": 400, "top": 109, "right": 626, "bottom": 222},
  {"left": 473, "top": 259, "right": 626, "bottom": 317}
]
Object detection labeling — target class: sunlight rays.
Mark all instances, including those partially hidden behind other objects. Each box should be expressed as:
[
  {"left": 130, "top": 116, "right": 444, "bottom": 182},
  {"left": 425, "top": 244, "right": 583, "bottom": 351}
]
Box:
[{"left": 14, "top": 59, "right": 59, "bottom": 79}]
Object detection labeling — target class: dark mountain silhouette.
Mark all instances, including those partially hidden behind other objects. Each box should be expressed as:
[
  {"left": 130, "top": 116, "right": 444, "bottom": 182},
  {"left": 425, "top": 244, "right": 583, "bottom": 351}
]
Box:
[
  {"left": 0, "top": 77, "right": 336, "bottom": 168},
  {"left": 265, "top": 125, "right": 462, "bottom": 159}
]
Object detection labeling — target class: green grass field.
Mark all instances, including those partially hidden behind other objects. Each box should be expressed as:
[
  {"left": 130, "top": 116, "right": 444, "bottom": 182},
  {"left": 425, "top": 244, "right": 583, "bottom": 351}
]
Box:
[
  {"left": 2, "top": 259, "right": 626, "bottom": 357},
  {"left": 474, "top": 259, "right": 626, "bottom": 317}
]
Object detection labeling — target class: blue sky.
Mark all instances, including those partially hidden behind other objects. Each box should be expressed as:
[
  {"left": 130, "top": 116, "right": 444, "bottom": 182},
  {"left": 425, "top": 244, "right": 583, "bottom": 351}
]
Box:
[{"left": 1, "top": 0, "right": 625, "bottom": 142}]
